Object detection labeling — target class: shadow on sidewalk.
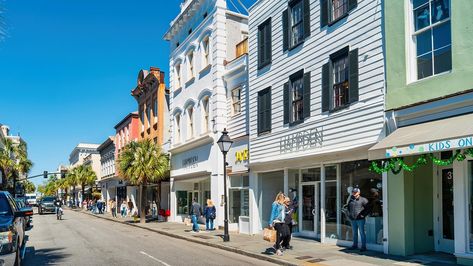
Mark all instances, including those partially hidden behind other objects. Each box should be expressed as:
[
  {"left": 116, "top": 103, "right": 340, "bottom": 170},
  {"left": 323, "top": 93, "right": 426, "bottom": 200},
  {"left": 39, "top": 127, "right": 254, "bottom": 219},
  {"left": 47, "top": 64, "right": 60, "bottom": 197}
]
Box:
[{"left": 23, "top": 247, "right": 70, "bottom": 266}]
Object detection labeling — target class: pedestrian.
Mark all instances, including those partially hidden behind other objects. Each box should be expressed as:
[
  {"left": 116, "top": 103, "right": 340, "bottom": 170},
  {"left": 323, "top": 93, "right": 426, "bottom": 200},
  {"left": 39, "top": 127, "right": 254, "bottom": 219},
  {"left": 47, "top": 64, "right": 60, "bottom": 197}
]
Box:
[
  {"left": 281, "top": 196, "right": 295, "bottom": 250},
  {"left": 347, "top": 187, "right": 370, "bottom": 252},
  {"left": 189, "top": 198, "right": 202, "bottom": 232},
  {"left": 97, "top": 200, "right": 103, "bottom": 214},
  {"left": 203, "top": 199, "right": 216, "bottom": 231},
  {"left": 269, "top": 192, "right": 287, "bottom": 256},
  {"left": 120, "top": 201, "right": 127, "bottom": 218},
  {"left": 111, "top": 199, "right": 117, "bottom": 218},
  {"left": 151, "top": 201, "right": 158, "bottom": 218}
]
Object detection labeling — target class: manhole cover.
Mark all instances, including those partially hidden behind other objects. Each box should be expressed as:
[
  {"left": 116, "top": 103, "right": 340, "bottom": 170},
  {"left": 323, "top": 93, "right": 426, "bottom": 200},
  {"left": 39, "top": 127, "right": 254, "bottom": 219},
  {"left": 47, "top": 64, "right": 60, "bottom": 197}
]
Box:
[
  {"left": 307, "top": 258, "right": 325, "bottom": 263},
  {"left": 296, "top": 256, "right": 313, "bottom": 260}
]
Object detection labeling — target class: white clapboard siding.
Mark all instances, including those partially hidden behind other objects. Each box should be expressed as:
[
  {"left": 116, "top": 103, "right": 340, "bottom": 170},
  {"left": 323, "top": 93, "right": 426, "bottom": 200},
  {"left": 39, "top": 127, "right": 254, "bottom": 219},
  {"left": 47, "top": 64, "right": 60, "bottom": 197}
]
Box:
[{"left": 248, "top": 0, "right": 385, "bottom": 164}]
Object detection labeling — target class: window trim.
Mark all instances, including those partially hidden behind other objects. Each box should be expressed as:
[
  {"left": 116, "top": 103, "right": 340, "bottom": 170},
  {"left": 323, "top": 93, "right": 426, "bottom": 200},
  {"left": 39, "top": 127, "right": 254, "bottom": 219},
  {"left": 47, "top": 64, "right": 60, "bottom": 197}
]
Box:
[
  {"left": 289, "top": 70, "right": 305, "bottom": 125},
  {"left": 231, "top": 87, "right": 242, "bottom": 117},
  {"left": 288, "top": 0, "right": 304, "bottom": 49},
  {"left": 187, "top": 107, "right": 194, "bottom": 140},
  {"left": 329, "top": 51, "right": 350, "bottom": 111},
  {"left": 174, "top": 113, "right": 181, "bottom": 144},
  {"left": 202, "top": 36, "right": 210, "bottom": 68},
  {"left": 201, "top": 96, "right": 210, "bottom": 134},
  {"left": 187, "top": 51, "right": 195, "bottom": 80}
]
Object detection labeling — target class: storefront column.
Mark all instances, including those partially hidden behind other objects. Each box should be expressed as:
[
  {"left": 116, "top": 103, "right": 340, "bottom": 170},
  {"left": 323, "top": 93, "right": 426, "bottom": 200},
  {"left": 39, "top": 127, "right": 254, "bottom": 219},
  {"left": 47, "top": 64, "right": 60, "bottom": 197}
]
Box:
[
  {"left": 320, "top": 165, "right": 326, "bottom": 243},
  {"left": 382, "top": 171, "right": 389, "bottom": 254},
  {"left": 169, "top": 178, "right": 177, "bottom": 222},
  {"left": 453, "top": 159, "right": 468, "bottom": 255},
  {"left": 249, "top": 171, "right": 260, "bottom": 234},
  {"left": 284, "top": 168, "right": 288, "bottom": 195},
  {"left": 211, "top": 173, "right": 224, "bottom": 228}
]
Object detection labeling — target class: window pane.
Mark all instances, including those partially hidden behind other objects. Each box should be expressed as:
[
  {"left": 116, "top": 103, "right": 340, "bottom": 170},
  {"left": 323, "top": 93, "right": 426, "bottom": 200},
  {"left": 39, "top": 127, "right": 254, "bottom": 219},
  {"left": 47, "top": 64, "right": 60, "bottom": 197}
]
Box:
[
  {"left": 433, "top": 21, "right": 451, "bottom": 50},
  {"left": 413, "top": 0, "right": 428, "bottom": 9},
  {"left": 332, "top": 0, "right": 348, "bottom": 21},
  {"left": 432, "top": 0, "right": 450, "bottom": 23},
  {"left": 417, "top": 52, "right": 433, "bottom": 79},
  {"left": 291, "top": 1, "right": 303, "bottom": 25},
  {"left": 302, "top": 168, "right": 321, "bottom": 182},
  {"left": 434, "top": 46, "right": 452, "bottom": 74},
  {"left": 177, "top": 191, "right": 188, "bottom": 215},
  {"left": 414, "top": 5, "right": 430, "bottom": 31},
  {"left": 416, "top": 29, "right": 432, "bottom": 56}
]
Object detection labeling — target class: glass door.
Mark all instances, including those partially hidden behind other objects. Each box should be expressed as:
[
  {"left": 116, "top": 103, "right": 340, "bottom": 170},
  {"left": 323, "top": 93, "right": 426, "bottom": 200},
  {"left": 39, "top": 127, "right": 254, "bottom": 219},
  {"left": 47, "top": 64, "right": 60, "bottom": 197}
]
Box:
[
  {"left": 438, "top": 167, "right": 455, "bottom": 253},
  {"left": 300, "top": 183, "right": 320, "bottom": 238}
]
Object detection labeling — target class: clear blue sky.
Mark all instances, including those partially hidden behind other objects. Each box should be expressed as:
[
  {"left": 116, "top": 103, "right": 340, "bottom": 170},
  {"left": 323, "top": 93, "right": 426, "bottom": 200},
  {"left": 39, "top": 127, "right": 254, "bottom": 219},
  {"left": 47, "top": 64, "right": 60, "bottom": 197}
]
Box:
[{"left": 0, "top": 0, "right": 254, "bottom": 188}]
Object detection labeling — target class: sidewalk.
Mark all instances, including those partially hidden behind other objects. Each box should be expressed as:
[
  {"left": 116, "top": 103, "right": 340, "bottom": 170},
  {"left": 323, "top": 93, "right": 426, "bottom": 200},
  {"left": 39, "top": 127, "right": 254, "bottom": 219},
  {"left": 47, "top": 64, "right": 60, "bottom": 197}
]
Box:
[{"left": 73, "top": 209, "right": 454, "bottom": 266}]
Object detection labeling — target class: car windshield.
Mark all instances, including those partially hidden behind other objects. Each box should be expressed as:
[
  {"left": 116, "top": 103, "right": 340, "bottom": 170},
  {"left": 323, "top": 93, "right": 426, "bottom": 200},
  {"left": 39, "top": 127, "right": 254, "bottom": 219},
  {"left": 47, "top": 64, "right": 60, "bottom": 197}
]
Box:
[{"left": 0, "top": 195, "right": 12, "bottom": 216}]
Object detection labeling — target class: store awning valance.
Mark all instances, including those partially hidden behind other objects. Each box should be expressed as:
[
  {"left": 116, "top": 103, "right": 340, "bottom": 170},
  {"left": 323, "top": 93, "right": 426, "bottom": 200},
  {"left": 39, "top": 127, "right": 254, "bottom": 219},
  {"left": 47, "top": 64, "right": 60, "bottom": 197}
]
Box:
[{"left": 369, "top": 113, "right": 473, "bottom": 160}]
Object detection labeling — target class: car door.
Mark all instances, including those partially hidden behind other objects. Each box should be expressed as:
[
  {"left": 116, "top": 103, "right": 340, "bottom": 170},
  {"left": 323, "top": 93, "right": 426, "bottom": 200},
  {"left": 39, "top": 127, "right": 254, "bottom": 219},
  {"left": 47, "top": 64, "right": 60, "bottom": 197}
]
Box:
[{"left": 7, "top": 195, "right": 24, "bottom": 246}]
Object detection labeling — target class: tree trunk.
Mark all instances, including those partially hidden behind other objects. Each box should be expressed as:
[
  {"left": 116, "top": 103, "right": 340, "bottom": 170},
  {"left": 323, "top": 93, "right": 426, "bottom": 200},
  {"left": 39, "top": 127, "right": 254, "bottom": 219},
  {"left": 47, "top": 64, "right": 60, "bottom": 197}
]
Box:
[
  {"left": 81, "top": 184, "right": 85, "bottom": 204},
  {"left": 139, "top": 184, "right": 146, "bottom": 223},
  {"left": 73, "top": 186, "right": 76, "bottom": 207}
]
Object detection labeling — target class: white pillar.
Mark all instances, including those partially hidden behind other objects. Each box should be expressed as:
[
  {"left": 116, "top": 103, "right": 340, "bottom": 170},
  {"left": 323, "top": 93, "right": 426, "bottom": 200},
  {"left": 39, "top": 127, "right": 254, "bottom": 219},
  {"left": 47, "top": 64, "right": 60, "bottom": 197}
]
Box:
[
  {"left": 284, "top": 168, "right": 289, "bottom": 195},
  {"left": 249, "top": 171, "right": 261, "bottom": 234},
  {"left": 320, "top": 164, "right": 326, "bottom": 243},
  {"left": 170, "top": 178, "right": 177, "bottom": 222}
]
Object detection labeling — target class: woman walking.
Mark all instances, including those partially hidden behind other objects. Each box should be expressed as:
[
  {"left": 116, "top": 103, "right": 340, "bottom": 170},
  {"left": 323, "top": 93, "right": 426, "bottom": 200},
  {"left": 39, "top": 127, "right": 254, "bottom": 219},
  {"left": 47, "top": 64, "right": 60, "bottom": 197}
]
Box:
[
  {"left": 111, "top": 199, "right": 117, "bottom": 218},
  {"left": 120, "top": 200, "right": 127, "bottom": 218},
  {"left": 269, "top": 192, "right": 287, "bottom": 256},
  {"left": 204, "top": 199, "right": 216, "bottom": 231}
]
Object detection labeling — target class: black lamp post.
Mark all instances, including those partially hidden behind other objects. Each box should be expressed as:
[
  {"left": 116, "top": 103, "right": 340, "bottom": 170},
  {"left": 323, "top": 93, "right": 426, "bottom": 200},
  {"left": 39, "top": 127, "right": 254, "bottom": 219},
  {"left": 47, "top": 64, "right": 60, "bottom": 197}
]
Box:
[{"left": 217, "top": 128, "right": 233, "bottom": 242}]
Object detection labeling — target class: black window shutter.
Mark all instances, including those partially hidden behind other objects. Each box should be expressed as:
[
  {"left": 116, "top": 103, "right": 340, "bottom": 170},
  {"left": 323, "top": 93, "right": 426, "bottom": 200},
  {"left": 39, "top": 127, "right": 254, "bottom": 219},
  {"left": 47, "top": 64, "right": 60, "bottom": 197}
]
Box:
[
  {"left": 303, "top": 72, "right": 311, "bottom": 118},
  {"left": 348, "top": 0, "right": 357, "bottom": 11},
  {"left": 282, "top": 9, "right": 289, "bottom": 51},
  {"left": 265, "top": 89, "right": 272, "bottom": 132},
  {"left": 257, "top": 92, "right": 263, "bottom": 133},
  {"left": 303, "top": 0, "right": 311, "bottom": 39},
  {"left": 258, "top": 28, "right": 263, "bottom": 68},
  {"left": 265, "top": 21, "right": 272, "bottom": 64},
  {"left": 349, "top": 49, "right": 359, "bottom": 104},
  {"left": 283, "top": 82, "right": 290, "bottom": 124},
  {"left": 320, "top": 0, "right": 329, "bottom": 27},
  {"left": 321, "top": 63, "right": 331, "bottom": 112}
]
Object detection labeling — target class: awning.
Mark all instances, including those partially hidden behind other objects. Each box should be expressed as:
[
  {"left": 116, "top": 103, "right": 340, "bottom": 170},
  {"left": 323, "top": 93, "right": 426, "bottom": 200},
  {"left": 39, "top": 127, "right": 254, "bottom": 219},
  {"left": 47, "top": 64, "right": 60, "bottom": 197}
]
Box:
[{"left": 369, "top": 113, "right": 473, "bottom": 160}]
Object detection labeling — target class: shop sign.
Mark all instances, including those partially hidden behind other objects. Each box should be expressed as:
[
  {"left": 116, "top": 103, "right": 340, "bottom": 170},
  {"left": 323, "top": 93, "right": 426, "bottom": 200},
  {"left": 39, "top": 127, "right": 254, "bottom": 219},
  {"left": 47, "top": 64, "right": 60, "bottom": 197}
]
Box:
[
  {"left": 235, "top": 149, "right": 249, "bottom": 163},
  {"left": 182, "top": 156, "right": 199, "bottom": 169},
  {"left": 279, "top": 127, "right": 323, "bottom": 154},
  {"left": 386, "top": 135, "right": 473, "bottom": 158}
]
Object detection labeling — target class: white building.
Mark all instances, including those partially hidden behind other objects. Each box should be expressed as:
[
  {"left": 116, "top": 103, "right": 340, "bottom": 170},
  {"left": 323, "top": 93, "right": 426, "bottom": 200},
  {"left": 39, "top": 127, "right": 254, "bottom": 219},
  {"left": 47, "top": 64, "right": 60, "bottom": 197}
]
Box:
[
  {"left": 164, "top": 0, "right": 248, "bottom": 228},
  {"left": 248, "top": 0, "right": 386, "bottom": 251},
  {"left": 68, "top": 143, "right": 100, "bottom": 204},
  {"left": 97, "top": 137, "right": 118, "bottom": 208}
]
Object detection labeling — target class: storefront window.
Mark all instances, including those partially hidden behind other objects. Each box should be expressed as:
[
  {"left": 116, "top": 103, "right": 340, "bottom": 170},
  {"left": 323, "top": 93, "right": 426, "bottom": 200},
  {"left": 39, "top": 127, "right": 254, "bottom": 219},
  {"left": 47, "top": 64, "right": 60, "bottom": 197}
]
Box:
[
  {"left": 325, "top": 166, "right": 338, "bottom": 239},
  {"left": 340, "top": 160, "right": 383, "bottom": 245},
  {"left": 288, "top": 169, "right": 299, "bottom": 233},
  {"left": 302, "top": 168, "right": 321, "bottom": 182},
  {"left": 229, "top": 175, "right": 249, "bottom": 224},
  {"left": 259, "top": 171, "right": 284, "bottom": 227},
  {"left": 177, "top": 191, "right": 188, "bottom": 215}
]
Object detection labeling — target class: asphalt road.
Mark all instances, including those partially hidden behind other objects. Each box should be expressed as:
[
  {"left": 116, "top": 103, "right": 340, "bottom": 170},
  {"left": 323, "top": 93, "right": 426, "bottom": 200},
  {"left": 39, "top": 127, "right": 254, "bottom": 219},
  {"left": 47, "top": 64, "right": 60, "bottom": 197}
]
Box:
[{"left": 23, "top": 210, "right": 276, "bottom": 266}]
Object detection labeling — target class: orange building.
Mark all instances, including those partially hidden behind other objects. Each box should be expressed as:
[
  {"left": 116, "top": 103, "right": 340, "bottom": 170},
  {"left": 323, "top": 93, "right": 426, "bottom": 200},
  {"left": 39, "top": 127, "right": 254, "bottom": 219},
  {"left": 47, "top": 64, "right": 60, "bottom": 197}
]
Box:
[{"left": 131, "top": 67, "right": 169, "bottom": 148}]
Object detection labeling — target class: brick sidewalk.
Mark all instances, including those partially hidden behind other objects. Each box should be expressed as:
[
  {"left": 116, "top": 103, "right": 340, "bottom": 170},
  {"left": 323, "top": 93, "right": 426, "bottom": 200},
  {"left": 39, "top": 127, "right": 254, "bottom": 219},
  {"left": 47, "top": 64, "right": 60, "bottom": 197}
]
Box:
[{"left": 73, "top": 209, "right": 454, "bottom": 266}]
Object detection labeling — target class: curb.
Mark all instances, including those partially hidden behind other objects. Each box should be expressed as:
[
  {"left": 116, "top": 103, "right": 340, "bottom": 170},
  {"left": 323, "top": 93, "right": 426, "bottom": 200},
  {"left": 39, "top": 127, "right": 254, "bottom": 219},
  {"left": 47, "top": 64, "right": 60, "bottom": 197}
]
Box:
[{"left": 73, "top": 209, "right": 297, "bottom": 266}]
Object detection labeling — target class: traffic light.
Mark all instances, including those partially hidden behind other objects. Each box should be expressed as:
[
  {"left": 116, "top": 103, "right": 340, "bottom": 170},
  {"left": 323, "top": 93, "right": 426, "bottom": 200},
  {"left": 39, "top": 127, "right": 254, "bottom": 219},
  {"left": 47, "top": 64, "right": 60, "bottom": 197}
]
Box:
[
  {"left": 43, "top": 171, "right": 48, "bottom": 179},
  {"left": 60, "top": 170, "right": 67, "bottom": 179}
]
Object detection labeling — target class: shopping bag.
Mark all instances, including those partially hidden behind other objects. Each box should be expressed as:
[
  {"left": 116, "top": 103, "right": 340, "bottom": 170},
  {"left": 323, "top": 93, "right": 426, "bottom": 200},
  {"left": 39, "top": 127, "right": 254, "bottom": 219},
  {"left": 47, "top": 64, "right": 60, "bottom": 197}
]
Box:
[
  {"left": 184, "top": 217, "right": 192, "bottom": 226},
  {"left": 263, "top": 227, "right": 276, "bottom": 243}
]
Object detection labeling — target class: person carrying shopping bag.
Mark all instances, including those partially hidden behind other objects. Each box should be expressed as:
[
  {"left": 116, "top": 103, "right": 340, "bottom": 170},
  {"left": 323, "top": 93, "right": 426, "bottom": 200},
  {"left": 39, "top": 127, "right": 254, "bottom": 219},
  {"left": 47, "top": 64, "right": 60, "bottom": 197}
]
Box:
[{"left": 269, "top": 192, "right": 287, "bottom": 256}]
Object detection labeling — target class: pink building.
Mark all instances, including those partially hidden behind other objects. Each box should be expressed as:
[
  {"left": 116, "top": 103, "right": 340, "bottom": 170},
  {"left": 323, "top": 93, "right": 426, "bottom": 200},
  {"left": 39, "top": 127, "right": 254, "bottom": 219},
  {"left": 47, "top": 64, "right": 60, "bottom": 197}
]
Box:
[{"left": 114, "top": 112, "right": 140, "bottom": 161}]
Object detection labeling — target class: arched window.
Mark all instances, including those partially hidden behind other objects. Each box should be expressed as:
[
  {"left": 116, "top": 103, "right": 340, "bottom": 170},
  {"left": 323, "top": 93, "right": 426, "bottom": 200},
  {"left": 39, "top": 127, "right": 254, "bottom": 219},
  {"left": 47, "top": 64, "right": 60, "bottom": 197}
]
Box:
[
  {"left": 187, "top": 51, "right": 195, "bottom": 79},
  {"left": 202, "top": 96, "right": 210, "bottom": 133},
  {"left": 175, "top": 114, "right": 181, "bottom": 144},
  {"left": 187, "top": 107, "right": 194, "bottom": 139},
  {"left": 202, "top": 36, "right": 210, "bottom": 67},
  {"left": 175, "top": 63, "right": 182, "bottom": 88}
]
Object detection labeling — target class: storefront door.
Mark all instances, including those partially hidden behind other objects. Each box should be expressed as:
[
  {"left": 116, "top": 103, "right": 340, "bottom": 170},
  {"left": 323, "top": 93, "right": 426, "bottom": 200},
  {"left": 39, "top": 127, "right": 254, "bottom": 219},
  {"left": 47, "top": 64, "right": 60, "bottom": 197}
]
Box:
[
  {"left": 436, "top": 167, "right": 455, "bottom": 253},
  {"left": 300, "top": 183, "right": 321, "bottom": 239}
]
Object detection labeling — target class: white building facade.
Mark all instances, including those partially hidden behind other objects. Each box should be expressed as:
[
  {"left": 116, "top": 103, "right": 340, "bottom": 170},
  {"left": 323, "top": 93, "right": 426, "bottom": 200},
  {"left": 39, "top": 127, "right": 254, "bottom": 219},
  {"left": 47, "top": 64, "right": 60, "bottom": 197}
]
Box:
[
  {"left": 164, "top": 0, "right": 248, "bottom": 229},
  {"left": 97, "top": 137, "right": 119, "bottom": 210},
  {"left": 68, "top": 143, "right": 100, "bottom": 205},
  {"left": 248, "top": 0, "right": 386, "bottom": 251}
]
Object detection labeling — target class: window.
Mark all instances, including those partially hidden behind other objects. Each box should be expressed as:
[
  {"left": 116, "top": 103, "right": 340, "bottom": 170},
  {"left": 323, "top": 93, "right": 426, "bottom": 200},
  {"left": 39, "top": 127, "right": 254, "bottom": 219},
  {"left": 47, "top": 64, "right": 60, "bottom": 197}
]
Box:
[
  {"left": 321, "top": 47, "right": 358, "bottom": 112},
  {"left": 320, "top": 0, "right": 357, "bottom": 26},
  {"left": 176, "top": 191, "right": 189, "bottom": 215},
  {"left": 412, "top": 0, "right": 451, "bottom": 80},
  {"left": 257, "top": 87, "right": 271, "bottom": 134},
  {"left": 231, "top": 87, "right": 242, "bottom": 115},
  {"left": 257, "top": 18, "right": 272, "bottom": 69},
  {"left": 146, "top": 103, "right": 151, "bottom": 128},
  {"left": 202, "top": 97, "right": 210, "bottom": 133},
  {"left": 175, "top": 64, "right": 182, "bottom": 88},
  {"left": 202, "top": 37, "right": 210, "bottom": 67},
  {"left": 140, "top": 108, "right": 145, "bottom": 132},
  {"left": 291, "top": 0, "right": 303, "bottom": 47},
  {"left": 153, "top": 98, "right": 158, "bottom": 124},
  {"left": 187, "top": 51, "right": 194, "bottom": 79},
  {"left": 187, "top": 107, "right": 194, "bottom": 139},
  {"left": 284, "top": 70, "right": 311, "bottom": 124},
  {"left": 175, "top": 114, "right": 181, "bottom": 144},
  {"left": 283, "top": 0, "right": 310, "bottom": 51},
  {"left": 229, "top": 175, "right": 250, "bottom": 223}
]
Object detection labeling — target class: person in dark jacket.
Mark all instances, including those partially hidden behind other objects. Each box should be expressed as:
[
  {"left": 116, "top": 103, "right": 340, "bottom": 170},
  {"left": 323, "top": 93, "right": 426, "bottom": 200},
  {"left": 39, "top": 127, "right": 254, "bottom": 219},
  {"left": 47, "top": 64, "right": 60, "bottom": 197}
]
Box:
[
  {"left": 347, "top": 187, "right": 370, "bottom": 251},
  {"left": 203, "top": 199, "right": 216, "bottom": 231},
  {"left": 189, "top": 198, "right": 202, "bottom": 232}
]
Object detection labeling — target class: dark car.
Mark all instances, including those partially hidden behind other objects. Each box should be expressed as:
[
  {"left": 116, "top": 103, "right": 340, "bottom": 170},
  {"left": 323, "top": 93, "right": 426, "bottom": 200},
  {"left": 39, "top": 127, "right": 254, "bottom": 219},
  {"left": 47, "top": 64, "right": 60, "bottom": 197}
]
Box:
[
  {"left": 0, "top": 191, "right": 31, "bottom": 266},
  {"left": 38, "top": 196, "right": 57, "bottom": 214},
  {"left": 15, "top": 198, "right": 32, "bottom": 228}
]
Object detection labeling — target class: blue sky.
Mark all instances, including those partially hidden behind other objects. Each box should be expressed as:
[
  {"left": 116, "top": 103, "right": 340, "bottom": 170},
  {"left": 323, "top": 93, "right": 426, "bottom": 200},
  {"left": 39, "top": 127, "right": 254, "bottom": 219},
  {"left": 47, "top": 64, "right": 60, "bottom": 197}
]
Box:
[{"left": 0, "top": 0, "right": 254, "bottom": 188}]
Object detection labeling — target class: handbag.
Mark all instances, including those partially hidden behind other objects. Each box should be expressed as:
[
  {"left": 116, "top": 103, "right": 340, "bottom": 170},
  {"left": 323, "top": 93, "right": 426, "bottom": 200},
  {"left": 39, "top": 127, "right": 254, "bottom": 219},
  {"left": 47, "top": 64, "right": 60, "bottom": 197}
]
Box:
[
  {"left": 263, "top": 227, "right": 276, "bottom": 243},
  {"left": 184, "top": 217, "right": 192, "bottom": 226}
]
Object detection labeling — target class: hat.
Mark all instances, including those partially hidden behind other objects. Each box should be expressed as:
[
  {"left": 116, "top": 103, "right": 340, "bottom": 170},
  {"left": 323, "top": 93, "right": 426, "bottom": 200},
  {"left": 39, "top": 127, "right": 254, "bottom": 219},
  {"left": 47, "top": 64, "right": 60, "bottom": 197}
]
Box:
[{"left": 352, "top": 187, "right": 360, "bottom": 193}]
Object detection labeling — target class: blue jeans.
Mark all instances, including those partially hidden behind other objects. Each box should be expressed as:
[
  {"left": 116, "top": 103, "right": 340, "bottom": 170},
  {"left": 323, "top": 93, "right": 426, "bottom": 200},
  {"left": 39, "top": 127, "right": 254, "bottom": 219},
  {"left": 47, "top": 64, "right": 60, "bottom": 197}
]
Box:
[
  {"left": 206, "top": 218, "right": 214, "bottom": 230},
  {"left": 351, "top": 219, "right": 366, "bottom": 248},
  {"left": 191, "top": 215, "right": 199, "bottom": 232}
]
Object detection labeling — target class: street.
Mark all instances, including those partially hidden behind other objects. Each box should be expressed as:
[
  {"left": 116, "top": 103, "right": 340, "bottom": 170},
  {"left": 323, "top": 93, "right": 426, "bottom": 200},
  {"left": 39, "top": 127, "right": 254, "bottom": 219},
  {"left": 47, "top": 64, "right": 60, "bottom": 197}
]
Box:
[{"left": 23, "top": 210, "right": 277, "bottom": 266}]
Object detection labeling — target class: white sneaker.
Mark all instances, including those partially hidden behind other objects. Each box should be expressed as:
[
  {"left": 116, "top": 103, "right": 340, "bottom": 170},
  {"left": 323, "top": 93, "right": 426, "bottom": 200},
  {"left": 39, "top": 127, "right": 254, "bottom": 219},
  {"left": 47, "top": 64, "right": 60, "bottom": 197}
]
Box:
[{"left": 276, "top": 249, "right": 283, "bottom": 256}]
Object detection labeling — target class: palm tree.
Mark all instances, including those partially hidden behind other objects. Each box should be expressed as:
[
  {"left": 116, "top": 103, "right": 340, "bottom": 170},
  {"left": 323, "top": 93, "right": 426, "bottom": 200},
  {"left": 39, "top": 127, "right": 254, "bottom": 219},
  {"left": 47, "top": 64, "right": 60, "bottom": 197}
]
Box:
[
  {"left": 66, "top": 167, "right": 80, "bottom": 206},
  {"left": 12, "top": 141, "right": 33, "bottom": 194},
  {"left": 22, "top": 180, "right": 36, "bottom": 194},
  {"left": 56, "top": 177, "right": 70, "bottom": 201},
  {"left": 0, "top": 137, "right": 14, "bottom": 190},
  {"left": 0, "top": 136, "right": 32, "bottom": 194},
  {"left": 77, "top": 164, "right": 97, "bottom": 202},
  {"left": 118, "top": 139, "right": 169, "bottom": 223}
]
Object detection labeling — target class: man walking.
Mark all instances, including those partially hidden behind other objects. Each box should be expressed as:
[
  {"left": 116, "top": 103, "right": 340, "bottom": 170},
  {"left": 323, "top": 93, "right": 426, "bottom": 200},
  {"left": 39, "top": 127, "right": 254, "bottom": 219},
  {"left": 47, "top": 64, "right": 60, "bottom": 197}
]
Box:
[
  {"left": 189, "top": 199, "right": 202, "bottom": 232},
  {"left": 347, "top": 187, "right": 369, "bottom": 251}
]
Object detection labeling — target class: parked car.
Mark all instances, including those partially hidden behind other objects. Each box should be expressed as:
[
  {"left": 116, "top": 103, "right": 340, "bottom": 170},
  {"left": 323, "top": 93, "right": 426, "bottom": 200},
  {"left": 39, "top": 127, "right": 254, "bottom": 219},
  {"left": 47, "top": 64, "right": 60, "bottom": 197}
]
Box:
[
  {"left": 15, "top": 198, "right": 32, "bottom": 228},
  {"left": 25, "top": 193, "right": 37, "bottom": 207},
  {"left": 38, "top": 196, "right": 57, "bottom": 214},
  {"left": 0, "top": 191, "right": 31, "bottom": 266}
]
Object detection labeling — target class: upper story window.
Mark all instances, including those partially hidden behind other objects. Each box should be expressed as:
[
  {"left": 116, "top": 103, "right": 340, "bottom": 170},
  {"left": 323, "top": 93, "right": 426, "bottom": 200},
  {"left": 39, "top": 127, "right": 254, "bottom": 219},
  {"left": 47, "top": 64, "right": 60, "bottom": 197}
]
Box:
[
  {"left": 202, "top": 97, "right": 210, "bottom": 133},
  {"left": 140, "top": 108, "right": 145, "bottom": 131},
  {"left": 257, "top": 18, "right": 272, "bottom": 69},
  {"left": 231, "top": 87, "right": 242, "bottom": 116},
  {"left": 202, "top": 37, "right": 210, "bottom": 67},
  {"left": 175, "top": 64, "right": 182, "bottom": 88},
  {"left": 412, "top": 0, "right": 451, "bottom": 80},
  {"left": 187, "top": 51, "right": 195, "bottom": 79},
  {"left": 187, "top": 107, "right": 194, "bottom": 139},
  {"left": 175, "top": 114, "right": 181, "bottom": 144},
  {"left": 283, "top": 70, "right": 311, "bottom": 125},
  {"left": 320, "top": 0, "right": 357, "bottom": 27},
  {"left": 257, "top": 87, "right": 271, "bottom": 134},
  {"left": 283, "top": 0, "right": 310, "bottom": 51},
  {"left": 153, "top": 98, "right": 158, "bottom": 124},
  {"left": 321, "top": 47, "right": 359, "bottom": 112},
  {"left": 146, "top": 103, "right": 151, "bottom": 128}
]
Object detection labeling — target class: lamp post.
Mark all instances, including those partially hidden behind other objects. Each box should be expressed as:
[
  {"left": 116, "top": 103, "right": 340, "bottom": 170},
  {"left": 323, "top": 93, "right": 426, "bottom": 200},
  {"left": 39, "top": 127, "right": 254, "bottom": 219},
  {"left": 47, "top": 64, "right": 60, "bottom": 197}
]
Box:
[{"left": 217, "top": 128, "right": 233, "bottom": 242}]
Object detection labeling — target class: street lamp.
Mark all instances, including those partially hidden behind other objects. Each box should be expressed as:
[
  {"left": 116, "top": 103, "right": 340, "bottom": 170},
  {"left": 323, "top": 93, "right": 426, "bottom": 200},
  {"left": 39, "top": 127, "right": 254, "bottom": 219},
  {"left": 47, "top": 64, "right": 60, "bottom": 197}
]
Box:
[{"left": 217, "top": 128, "right": 233, "bottom": 242}]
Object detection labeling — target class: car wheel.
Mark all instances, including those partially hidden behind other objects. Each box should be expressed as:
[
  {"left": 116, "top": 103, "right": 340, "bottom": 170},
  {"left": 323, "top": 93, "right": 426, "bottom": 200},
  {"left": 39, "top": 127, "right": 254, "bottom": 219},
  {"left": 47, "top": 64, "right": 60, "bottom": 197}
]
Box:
[{"left": 14, "top": 241, "right": 21, "bottom": 266}]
